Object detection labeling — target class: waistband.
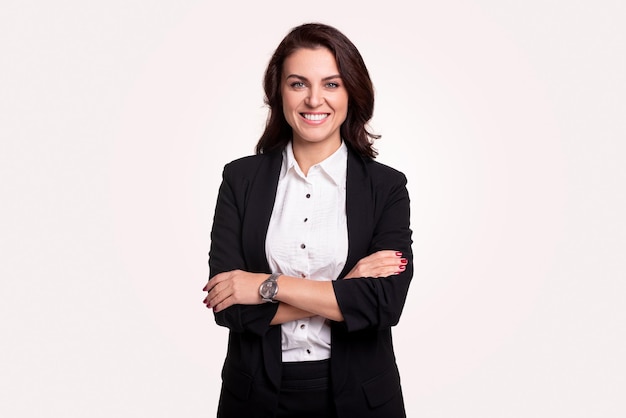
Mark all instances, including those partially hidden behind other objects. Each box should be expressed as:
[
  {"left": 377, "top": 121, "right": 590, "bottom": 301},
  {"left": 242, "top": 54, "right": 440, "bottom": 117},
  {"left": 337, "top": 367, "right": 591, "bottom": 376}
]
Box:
[{"left": 281, "top": 359, "right": 330, "bottom": 381}]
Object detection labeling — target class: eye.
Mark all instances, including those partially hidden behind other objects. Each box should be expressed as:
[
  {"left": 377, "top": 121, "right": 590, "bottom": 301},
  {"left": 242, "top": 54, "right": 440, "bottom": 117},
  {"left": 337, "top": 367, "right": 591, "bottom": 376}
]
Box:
[
  {"left": 326, "top": 82, "right": 340, "bottom": 88},
  {"left": 290, "top": 81, "right": 306, "bottom": 89}
]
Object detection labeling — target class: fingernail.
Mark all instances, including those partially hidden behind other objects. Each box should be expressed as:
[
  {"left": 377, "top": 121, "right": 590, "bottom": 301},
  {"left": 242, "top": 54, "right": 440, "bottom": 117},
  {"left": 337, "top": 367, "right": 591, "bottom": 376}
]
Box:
[
  {"left": 396, "top": 252, "right": 402, "bottom": 256},
  {"left": 399, "top": 265, "right": 406, "bottom": 270},
  {"left": 401, "top": 258, "right": 407, "bottom": 264}
]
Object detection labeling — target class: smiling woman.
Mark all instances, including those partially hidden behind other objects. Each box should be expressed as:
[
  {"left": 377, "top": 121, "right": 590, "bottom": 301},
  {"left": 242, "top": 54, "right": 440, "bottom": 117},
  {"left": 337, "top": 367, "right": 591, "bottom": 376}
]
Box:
[{"left": 203, "top": 22, "right": 413, "bottom": 418}]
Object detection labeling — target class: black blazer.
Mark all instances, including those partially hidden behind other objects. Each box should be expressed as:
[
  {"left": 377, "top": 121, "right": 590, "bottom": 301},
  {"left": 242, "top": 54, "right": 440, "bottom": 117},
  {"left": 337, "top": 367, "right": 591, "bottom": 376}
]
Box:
[{"left": 208, "top": 145, "right": 413, "bottom": 418}]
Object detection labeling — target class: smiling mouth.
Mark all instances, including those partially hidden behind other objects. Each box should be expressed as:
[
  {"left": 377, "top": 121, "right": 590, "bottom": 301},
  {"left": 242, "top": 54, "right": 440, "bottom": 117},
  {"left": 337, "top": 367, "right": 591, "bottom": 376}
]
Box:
[{"left": 301, "top": 113, "right": 330, "bottom": 121}]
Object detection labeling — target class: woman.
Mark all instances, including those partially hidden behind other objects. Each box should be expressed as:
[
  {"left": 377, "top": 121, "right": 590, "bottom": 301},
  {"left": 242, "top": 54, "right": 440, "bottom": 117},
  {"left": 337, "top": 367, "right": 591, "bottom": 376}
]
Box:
[{"left": 203, "top": 23, "right": 413, "bottom": 418}]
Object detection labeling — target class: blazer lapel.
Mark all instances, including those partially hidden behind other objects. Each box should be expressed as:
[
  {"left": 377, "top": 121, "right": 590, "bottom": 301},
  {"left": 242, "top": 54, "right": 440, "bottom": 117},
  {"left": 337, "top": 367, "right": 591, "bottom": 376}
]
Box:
[
  {"left": 339, "top": 149, "right": 372, "bottom": 279},
  {"left": 242, "top": 151, "right": 283, "bottom": 273}
]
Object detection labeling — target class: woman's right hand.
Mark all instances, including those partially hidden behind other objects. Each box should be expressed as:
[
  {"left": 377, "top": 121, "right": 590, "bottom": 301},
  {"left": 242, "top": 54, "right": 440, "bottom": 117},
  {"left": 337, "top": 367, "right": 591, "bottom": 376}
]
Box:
[{"left": 344, "top": 250, "right": 407, "bottom": 279}]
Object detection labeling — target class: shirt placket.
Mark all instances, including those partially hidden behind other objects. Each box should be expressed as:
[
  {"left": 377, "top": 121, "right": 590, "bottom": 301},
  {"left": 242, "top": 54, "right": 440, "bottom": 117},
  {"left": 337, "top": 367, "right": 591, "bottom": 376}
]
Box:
[{"left": 294, "top": 176, "right": 314, "bottom": 358}]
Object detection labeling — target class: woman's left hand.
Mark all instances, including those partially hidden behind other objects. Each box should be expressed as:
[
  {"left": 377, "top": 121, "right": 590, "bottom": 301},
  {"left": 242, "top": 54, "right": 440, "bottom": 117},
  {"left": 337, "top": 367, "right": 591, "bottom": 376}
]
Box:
[{"left": 203, "top": 270, "right": 267, "bottom": 312}]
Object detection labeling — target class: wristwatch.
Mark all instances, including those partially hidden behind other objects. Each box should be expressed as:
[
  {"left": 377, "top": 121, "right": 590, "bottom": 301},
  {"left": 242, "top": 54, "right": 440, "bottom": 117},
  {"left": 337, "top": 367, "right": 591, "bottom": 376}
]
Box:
[{"left": 259, "top": 273, "right": 280, "bottom": 303}]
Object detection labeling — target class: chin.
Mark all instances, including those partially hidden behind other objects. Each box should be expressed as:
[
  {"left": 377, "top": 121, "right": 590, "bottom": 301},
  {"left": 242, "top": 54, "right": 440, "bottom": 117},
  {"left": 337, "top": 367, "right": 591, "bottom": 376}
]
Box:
[{"left": 299, "top": 136, "right": 331, "bottom": 144}]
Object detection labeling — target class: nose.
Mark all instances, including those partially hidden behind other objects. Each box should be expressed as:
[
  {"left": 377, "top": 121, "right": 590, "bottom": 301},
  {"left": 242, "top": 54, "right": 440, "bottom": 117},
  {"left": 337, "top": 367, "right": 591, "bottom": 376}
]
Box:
[{"left": 305, "top": 86, "right": 323, "bottom": 108}]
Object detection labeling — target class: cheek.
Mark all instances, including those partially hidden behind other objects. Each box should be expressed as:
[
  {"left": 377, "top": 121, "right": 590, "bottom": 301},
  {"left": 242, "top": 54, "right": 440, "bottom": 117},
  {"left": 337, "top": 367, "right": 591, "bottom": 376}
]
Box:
[
  {"left": 336, "top": 93, "right": 349, "bottom": 115},
  {"left": 338, "top": 97, "right": 349, "bottom": 121},
  {"left": 281, "top": 92, "right": 297, "bottom": 114},
  {"left": 282, "top": 102, "right": 295, "bottom": 127},
  {"left": 281, "top": 97, "right": 299, "bottom": 129}
]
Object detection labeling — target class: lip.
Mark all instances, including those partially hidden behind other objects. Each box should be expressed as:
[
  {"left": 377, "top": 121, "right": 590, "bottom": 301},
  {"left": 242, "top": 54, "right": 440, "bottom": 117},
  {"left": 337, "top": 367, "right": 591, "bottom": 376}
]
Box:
[{"left": 299, "top": 112, "right": 330, "bottom": 125}]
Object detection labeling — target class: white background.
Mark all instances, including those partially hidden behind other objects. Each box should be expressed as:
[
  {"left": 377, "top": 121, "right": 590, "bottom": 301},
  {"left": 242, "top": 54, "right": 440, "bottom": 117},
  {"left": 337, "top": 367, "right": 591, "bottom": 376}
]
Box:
[{"left": 1, "top": 0, "right": 625, "bottom": 417}]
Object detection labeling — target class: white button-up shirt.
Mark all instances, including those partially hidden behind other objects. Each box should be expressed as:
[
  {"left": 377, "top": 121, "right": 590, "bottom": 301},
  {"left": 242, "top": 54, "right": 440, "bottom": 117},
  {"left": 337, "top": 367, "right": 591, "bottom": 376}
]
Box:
[{"left": 265, "top": 141, "right": 349, "bottom": 362}]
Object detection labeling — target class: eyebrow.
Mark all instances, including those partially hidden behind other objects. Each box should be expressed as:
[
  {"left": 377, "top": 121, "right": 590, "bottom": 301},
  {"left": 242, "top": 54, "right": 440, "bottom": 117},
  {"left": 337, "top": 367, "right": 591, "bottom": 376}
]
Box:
[{"left": 285, "top": 74, "right": 342, "bottom": 82}]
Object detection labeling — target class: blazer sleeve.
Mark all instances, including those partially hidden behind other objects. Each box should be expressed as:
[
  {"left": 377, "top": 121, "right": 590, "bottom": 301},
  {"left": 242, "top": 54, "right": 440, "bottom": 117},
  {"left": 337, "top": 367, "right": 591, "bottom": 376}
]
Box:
[
  {"left": 332, "top": 171, "right": 413, "bottom": 333},
  {"left": 208, "top": 162, "right": 279, "bottom": 336}
]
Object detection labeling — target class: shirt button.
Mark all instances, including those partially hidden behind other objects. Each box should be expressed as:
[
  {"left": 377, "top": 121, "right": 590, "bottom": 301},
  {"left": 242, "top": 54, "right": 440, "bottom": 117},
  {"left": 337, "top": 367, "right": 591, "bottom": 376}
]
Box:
[
  {"left": 306, "top": 193, "right": 311, "bottom": 198},
  {"left": 303, "top": 218, "right": 308, "bottom": 222},
  {"left": 306, "top": 349, "right": 311, "bottom": 354},
  {"left": 300, "top": 324, "right": 306, "bottom": 329},
  {"left": 300, "top": 243, "right": 306, "bottom": 249},
  {"left": 301, "top": 273, "right": 306, "bottom": 278}
]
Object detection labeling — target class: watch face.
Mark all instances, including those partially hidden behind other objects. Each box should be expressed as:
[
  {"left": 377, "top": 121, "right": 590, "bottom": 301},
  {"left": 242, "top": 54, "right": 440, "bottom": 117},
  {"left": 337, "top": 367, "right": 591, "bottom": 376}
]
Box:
[{"left": 260, "top": 281, "right": 277, "bottom": 298}]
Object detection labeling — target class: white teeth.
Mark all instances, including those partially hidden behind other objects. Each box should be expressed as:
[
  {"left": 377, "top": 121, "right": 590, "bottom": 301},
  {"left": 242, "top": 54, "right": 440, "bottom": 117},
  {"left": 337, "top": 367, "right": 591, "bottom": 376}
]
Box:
[{"left": 302, "top": 113, "right": 329, "bottom": 121}]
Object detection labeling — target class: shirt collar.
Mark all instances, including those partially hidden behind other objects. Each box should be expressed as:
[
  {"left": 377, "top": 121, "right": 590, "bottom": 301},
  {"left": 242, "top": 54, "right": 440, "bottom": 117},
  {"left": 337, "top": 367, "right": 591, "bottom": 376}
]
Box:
[
  {"left": 283, "top": 141, "right": 299, "bottom": 174},
  {"left": 283, "top": 141, "right": 347, "bottom": 186}
]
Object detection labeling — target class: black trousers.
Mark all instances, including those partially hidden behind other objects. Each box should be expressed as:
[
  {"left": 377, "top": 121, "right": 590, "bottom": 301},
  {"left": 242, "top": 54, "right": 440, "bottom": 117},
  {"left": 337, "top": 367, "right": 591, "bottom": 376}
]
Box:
[{"left": 277, "top": 359, "right": 337, "bottom": 418}]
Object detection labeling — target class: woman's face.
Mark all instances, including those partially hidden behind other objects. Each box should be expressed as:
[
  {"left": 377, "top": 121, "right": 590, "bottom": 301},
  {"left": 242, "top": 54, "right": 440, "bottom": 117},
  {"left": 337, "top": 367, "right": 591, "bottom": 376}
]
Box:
[{"left": 281, "top": 47, "right": 348, "bottom": 150}]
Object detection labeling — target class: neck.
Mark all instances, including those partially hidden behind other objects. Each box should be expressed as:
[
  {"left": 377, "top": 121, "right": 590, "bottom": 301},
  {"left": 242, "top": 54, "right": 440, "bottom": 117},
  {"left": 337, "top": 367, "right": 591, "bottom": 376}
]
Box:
[{"left": 292, "top": 139, "right": 341, "bottom": 176}]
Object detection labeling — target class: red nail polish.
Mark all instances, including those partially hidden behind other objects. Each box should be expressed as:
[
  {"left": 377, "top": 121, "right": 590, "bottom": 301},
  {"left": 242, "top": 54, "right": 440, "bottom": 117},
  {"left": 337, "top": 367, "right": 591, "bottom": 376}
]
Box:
[
  {"left": 399, "top": 265, "right": 405, "bottom": 270},
  {"left": 396, "top": 252, "right": 402, "bottom": 256},
  {"left": 401, "top": 258, "right": 407, "bottom": 264}
]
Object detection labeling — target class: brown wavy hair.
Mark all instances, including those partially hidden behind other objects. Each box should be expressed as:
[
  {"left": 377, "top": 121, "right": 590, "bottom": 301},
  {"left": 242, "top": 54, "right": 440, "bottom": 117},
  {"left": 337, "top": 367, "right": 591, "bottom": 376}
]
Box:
[{"left": 255, "top": 23, "right": 380, "bottom": 158}]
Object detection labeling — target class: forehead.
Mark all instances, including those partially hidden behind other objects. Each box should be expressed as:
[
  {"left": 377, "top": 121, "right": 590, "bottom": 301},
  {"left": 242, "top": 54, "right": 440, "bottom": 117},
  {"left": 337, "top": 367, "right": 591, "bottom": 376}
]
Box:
[{"left": 282, "top": 47, "right": 340, "bottom": 76}]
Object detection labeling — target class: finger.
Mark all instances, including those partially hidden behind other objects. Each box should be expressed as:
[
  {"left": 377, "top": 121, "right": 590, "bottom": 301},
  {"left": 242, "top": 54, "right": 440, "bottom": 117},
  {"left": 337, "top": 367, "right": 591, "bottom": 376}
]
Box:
[
  {"left": 363, "top": 257, "right": 404, "bottom": 276},
  {"left": 204, "top": 279, "right": 215, "bottom": 293},
  {"left": 204, "top": 273, "right": 228, "bottom": 293},
  {"left": 374, "top": 259, "right": 407, "bottom": 277},
  {"left": 213, "top": 292, "right": 236, "bottom": 312},
  {"left": 208, "top": 290, "right": 225, "bottom": 309},
  {"left": 369, "top": 251, "right": 402, "bottom": 266},
  {"left": 213, "top": 299, "right": 228, "bottom": 312},
  {"left": 379, "top": 255, "right": 407, "bottom": 268},
  {"left": 347, "top": 250, "right": 404, "bottom": 279},
  {"left": 207, "top": 281, "right": 229, "bottom": 309},
  {"left": 207, "top": 279, "right": 227, "bottom": 299}
]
